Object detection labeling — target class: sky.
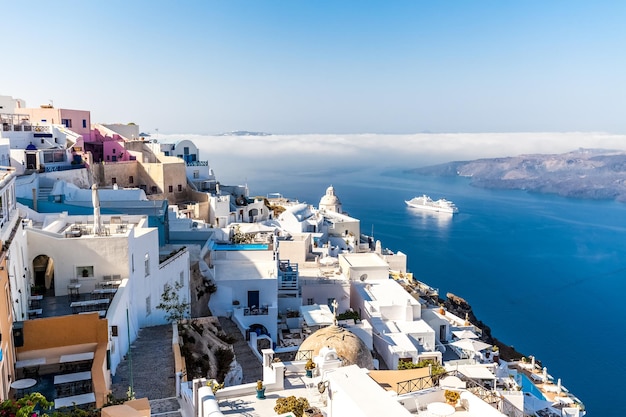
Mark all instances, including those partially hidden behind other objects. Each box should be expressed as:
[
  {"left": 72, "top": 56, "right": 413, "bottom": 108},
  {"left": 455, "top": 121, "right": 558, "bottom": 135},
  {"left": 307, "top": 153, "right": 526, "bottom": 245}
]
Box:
[{"left": 2, "top": 1, "right": 626, "bottom": 135}]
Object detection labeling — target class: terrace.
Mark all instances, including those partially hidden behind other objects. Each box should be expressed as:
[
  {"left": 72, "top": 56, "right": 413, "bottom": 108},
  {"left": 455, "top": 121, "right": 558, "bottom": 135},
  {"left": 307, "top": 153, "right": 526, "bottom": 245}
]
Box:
[{"left": 12, "top": 313, "right": 109, "bottom": 409}]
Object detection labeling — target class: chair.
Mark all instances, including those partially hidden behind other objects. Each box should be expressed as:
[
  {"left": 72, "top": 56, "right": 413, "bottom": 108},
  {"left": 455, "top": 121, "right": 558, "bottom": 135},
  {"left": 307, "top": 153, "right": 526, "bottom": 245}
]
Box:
[{"left": 23, "top": 366, "right": 39, "bottom": 379}]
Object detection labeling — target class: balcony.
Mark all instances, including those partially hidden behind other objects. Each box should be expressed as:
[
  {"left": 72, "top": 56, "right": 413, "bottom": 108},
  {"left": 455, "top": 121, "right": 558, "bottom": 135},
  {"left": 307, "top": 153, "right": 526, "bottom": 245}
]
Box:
[{"left": 278, "top": 261, "right": 298, "bottom": 290}]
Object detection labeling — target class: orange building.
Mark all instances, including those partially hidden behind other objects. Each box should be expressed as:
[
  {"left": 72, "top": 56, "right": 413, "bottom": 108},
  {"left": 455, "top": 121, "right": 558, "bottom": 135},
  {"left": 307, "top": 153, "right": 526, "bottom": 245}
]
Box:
[{"left": 14, "top": 313, "right": 111, "bottom": 407}]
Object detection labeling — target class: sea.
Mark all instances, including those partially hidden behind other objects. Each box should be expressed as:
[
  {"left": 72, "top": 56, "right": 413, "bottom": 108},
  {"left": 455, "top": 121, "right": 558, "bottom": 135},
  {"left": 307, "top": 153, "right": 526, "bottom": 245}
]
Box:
[
  {"left": 230, "top": 166, "right": 622, "bottom": 417},
  {"left": 185, "top": 129, "right": 626, "bottom": 417}
]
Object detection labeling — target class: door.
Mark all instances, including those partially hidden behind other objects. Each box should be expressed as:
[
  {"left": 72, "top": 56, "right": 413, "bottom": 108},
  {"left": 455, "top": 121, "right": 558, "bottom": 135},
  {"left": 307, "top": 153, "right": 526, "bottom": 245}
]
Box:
[
  {"left": 247, "top": 290, "right": 259, "bottom": 309},
  {"left": 26, "top": 153, "right": 37, "bottom": 169}
]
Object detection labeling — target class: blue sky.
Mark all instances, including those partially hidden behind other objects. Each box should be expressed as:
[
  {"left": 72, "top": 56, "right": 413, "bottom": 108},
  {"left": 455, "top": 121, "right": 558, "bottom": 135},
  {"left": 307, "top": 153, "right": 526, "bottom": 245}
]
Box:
[{"left": 3, "top": 1, "right": 625, "bottom": 134}]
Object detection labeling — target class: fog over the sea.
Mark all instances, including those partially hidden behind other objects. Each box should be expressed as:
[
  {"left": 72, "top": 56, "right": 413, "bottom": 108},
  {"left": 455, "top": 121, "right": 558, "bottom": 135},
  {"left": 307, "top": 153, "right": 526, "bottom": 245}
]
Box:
[{"left": 160, "top": 132, "right": 626, "bottom": 186}]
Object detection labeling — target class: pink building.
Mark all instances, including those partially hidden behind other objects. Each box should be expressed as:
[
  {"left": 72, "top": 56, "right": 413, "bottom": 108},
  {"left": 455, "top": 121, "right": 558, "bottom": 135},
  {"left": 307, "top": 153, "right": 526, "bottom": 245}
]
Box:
[{"left": 17, "top": 105, "right": 92, "bottom": 140}]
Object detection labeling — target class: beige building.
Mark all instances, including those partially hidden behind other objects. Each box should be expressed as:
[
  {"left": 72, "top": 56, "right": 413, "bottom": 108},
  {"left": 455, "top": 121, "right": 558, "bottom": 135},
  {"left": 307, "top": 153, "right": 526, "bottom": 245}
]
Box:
[{"left": 92, "top": 140, "right": 188, "bottom": 205}]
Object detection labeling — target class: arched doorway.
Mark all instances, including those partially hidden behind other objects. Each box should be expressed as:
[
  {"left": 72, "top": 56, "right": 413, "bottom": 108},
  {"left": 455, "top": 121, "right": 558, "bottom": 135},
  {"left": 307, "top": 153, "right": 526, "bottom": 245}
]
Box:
[
  {"left": 249, "top": 323, "right": 269, "bottom": 337},
  {"left": 32, "top": 255, "right": 54, "bottom": 293}
]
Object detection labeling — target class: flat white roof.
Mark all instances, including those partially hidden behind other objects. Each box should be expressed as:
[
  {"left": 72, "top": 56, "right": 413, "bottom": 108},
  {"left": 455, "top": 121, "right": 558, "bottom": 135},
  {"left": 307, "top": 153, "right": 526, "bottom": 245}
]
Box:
[
  {"left": 214, "top": 261, "right": 276, "bottom": 281},
  {"left": 300, "top": 304, "right": 334, "bottom": 327},
  {"left": 395, "top": 320, "right": 434, "bottom": 335},
  {"left": 341, "top": 252, "right": 389, "bottom": 268},
  {"left": 327, "top": 365, "right": 412, "bottom": 416}
]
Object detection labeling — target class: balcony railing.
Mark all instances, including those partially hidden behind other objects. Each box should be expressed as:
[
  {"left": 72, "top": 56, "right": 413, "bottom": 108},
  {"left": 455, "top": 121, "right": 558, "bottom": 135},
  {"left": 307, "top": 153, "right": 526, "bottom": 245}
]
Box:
[
  {"left": 44, "top": 164, "right": 85, "bottom": 172},
  {"left": 243, "top": 306, "right": 269, "bottom": 316},
  {"left": 186, "top": 161, "right": 209, "bottom": 167}
]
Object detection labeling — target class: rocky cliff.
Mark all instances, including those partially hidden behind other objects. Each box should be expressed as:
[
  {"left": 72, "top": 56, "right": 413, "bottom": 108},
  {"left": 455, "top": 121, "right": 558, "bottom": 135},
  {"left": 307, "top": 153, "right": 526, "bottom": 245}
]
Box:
[{"left": 407, "top": 148, "right": 626, "bottom": 201}]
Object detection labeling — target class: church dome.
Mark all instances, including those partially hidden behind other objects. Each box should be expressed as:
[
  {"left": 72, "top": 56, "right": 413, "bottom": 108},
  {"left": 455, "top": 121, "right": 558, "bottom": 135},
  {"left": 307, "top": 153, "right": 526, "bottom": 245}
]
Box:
[
  {"left": 298, "top": 325, "right": 373, "bottom": 369},
  {"left": 319, "top": 185, "right": 342, "bottom": 213}
]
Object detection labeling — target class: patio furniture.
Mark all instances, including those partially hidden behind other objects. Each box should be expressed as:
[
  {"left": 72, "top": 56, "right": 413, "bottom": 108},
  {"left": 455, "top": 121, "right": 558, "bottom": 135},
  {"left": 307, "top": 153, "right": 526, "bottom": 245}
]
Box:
[
  {"left": 54, "top": 392, "right": 95, "bottom": 409},
  {"left": 16, "top": 358, "right": 46, "bottom": 369},
  {"left": 427, "top": 402, "right": 456, "bottom": 417},
  {"left": 55, "top": 371, "right": 92, "bottom": 397},
  {"left": 67, "top": 282, "right": 81, "bottom": 300},
  {"left": 11, "top": 378, "right": 37, "bottom": 397},
  {"left": 27, "top": 309, "right": 43, "bottom": 319},
  {"left": 29, "top": 295, "right": 43, "bottom": 308},
  {"left": 23, "top": 366, "right": 40, "bottom": 379}
]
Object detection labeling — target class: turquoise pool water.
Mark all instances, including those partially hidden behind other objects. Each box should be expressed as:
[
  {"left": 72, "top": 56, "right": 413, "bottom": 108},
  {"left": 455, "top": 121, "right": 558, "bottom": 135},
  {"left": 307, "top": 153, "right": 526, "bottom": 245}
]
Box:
[
  {"left": 519, "top": 373, "right": 546, "bottom": 400},
  {"left": 213, "top": 243, "right": 269, "bottom": 251}
]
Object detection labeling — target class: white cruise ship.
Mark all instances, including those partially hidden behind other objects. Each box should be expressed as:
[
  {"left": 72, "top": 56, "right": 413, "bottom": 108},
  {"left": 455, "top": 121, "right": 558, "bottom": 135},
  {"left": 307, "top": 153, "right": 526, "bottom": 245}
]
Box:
[{"left": 405, "top": 194, "right": 459, "bottom": 214}]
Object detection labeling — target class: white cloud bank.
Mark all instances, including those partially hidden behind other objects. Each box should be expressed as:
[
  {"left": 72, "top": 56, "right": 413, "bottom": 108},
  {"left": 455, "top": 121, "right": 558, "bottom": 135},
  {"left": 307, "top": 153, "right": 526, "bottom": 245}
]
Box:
[{"left": 159, "top": 132, "right": 626, "bottom": 184}]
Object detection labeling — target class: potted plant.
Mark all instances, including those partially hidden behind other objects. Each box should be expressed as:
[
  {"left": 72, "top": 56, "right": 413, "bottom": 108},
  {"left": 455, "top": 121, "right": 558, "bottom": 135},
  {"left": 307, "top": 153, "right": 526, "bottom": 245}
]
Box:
[
  {"left": 444, "top": 389, "right": 460, "bottom": 405},
  {"left": 256, "top": 380, "right": 265, "bottom": 399},
  {"left": 274, "top": 396, "right": 310, "bottom": 417},
  {"left": 304, "top": 359, "right": 316, "bottom": 378}
]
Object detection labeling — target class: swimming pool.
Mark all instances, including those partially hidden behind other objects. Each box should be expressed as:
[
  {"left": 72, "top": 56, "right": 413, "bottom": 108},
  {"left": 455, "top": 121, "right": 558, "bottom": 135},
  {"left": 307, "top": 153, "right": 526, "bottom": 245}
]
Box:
[
  {"left": 213, "top": 243, "right": 269, "bottom": 251},
  {"left": 518, "top": 373, "right": 546, "bottom": 400}
]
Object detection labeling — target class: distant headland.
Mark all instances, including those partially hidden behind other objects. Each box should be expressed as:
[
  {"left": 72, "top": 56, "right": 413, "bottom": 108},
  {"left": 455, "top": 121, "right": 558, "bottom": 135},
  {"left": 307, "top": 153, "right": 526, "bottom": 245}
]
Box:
[{"left": 407, "top": 148, "right": 626, "bottom": 202}]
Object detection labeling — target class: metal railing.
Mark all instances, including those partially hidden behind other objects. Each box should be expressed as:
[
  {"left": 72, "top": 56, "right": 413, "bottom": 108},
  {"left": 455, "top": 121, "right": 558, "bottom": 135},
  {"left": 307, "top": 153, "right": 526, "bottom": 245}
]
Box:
[
  {"left": 294, "top": 350, "right": 313, "bottom": 361},
  {"left": 395, "top": 370, "right": 525, "bottom": 417},
  {"left": 186, "top": 160, "right": 209, "bottom": 166}
]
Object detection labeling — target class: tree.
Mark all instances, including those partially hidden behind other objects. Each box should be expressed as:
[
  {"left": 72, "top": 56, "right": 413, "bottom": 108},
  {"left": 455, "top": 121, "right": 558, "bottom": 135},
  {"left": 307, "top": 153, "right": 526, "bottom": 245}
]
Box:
[{"left": 156, "top": 281, "right": 190, "bottom": 322}]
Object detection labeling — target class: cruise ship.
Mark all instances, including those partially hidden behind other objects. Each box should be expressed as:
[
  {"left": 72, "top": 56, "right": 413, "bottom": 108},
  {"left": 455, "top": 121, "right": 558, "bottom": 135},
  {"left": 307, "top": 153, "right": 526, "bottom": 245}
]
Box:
[{"left": 405, "top": 194, "right": 459, "bottom": 214}]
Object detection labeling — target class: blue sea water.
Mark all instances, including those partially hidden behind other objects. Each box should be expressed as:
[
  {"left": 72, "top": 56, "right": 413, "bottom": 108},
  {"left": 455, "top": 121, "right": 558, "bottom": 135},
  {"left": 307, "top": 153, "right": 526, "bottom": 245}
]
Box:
[{"left": 247, "top": 168, "right": 625, "bottom": 417}]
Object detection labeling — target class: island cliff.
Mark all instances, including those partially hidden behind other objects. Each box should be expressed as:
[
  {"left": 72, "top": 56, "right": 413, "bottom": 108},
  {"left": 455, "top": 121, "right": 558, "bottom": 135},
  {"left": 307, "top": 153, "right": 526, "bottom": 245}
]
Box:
[{"left": 407, "top": 148, "right": 626, "bottom": 202}]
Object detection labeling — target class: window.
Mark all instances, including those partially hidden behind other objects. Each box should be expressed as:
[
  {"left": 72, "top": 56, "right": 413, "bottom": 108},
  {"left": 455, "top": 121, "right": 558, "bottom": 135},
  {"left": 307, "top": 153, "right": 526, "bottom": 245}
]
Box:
[
  {"left": 112, "top": 177, "right": 117, "bottom": 184},
  {"left": 146, "top": 295, "right": 151, "bottom": 315},
  {"left": 168, "top": 185, "right": 173, "bottom": 193},
  {"left": 178, "top": 184, "right": 182, "bottom": 192},
  {"left": 193, "top": 170, "right": 199, "bottom": 179},
  {"left": 76, "top": 266, "right": 94, "bottom": 278},
  {"left": 42, "top": 150, "right": 65, "bottom": 163},
  {"left": 61, "top": 119, "right": 72, "bottom": 128},
  {"left": 144, "top": 253, "right": 150, "bottom": 276},
  {"left": 306, "top": 298, "right": 314, "bottom": 306},
  {"left": 179, "top": 271, "right": 184, "bottom": 286},
  {"left": 82, "top": 119, "right": 87, "bottom": 128},
  {"left": 183, "top": 147, "right": 189, "bottom": 155},
  {"left": 107, "top": 155, "right": 110, "bottom": 161},
  {"left": 129, "top": 176, "right": 134, "bottom": 184},
  {"left": 112, "top": 148, "right": 116, "bottom": 154},
  {"left": 6, "top": 288, "right": 11, "bottom": 317}
]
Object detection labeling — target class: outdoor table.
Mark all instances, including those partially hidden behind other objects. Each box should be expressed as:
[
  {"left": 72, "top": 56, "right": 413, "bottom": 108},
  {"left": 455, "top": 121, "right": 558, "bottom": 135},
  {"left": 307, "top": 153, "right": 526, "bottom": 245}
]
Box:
[
  {"left": 54, "top": 371, "right": 91, "bottom": 385},
  {"left": 54, "top": 392, "right": 95, "bottom": 409},
  {"left": 427, "top": 402, "right": 456, "bottom": 417},
  {"left": 60, "top": 352, "right": 95, "bottom": 363},
  {"left": 91, "top": 288, "right": 117, "bottom": 300},
  {"left": 15, "top": 358, "right": 46, "bottom": 368},
  {"left": 11, "top": 378, "right": 37, "bottom": 396},
  {"left": 29, "top": 295, "right": 43, "bottom": 308},
  {"left": 70, "top": 299, "right": 109, "bottom": 313},
  {"left": 98, "top": 280, "right": 122, "bottom": 289},
  {"left": 67, "top": 283, "right": 81, "bottom": 300},
  {"left": 27, "top": 309, "right": 43, "bottom": 319}
]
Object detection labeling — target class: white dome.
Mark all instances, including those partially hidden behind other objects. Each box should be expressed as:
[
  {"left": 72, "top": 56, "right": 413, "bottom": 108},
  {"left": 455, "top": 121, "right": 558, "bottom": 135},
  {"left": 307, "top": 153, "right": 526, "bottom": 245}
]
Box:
[{"left": 319, "top": 185, "right": 342, "bottom": 213}]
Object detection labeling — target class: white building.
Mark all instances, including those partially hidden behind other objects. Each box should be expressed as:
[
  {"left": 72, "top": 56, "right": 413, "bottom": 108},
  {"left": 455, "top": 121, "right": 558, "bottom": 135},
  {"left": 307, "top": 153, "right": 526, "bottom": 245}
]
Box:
[
  {"left": 204, "top": 237, "right": 279, "bottom": 344},
  {"left": 24, "top": 210, "right": 190, "bottom": 373}
]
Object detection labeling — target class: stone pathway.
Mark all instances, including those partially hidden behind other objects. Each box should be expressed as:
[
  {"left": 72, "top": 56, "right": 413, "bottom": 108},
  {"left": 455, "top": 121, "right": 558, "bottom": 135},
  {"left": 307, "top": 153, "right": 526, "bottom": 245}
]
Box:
[
  {"left": 217, "top": 317, "right": 262, "bottom": 384},
  {"left": 111, "top": 325, "right": 181, "bottom": 416}
]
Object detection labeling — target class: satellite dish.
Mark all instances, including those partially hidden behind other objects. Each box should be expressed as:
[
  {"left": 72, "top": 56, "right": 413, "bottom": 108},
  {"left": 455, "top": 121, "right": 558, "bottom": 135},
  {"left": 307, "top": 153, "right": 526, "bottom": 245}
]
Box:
[{"left": 359, "top": 273, "right": 368, "bottom": 282}]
